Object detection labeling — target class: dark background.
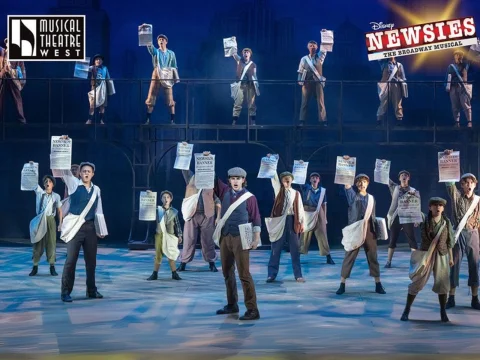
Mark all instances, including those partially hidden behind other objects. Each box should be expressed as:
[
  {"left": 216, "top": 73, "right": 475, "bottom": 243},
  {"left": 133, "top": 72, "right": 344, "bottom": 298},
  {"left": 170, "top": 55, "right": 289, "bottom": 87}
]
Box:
[{"left": 1, "top": 0, "right": 480, "bottom": 247}]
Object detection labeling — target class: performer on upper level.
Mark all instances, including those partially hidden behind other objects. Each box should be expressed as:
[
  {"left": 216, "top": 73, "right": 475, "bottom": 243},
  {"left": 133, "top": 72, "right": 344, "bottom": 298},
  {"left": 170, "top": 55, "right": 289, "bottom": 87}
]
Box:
[{"left": 86, "top": 54, "right": 113, "bottom": 125}]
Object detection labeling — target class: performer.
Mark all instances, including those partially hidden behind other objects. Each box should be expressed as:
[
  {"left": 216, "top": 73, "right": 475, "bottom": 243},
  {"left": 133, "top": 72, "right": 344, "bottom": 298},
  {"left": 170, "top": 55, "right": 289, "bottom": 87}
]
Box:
[
  {"left": 146, "top": 190, "right": 183, "bottom": 281},
  {"left": 299, "top": 171, "right": 335, "bottom": 264},
  {"left": 86, "top": 54, "right": 112, "bottom": 125},
  {"left": 264, "top": 160, "right": 306, "bottom": 283},
  {"left": 213, "top": 167, "right": 261, "bottom": 320},
  {"left": 144, "top": 31, "right": 179, "bottom": 125},
  {"left": 442, "top": 152, "right": 480, "bottom": 310},
  {"left": 0, "top": 38, "right": 26, "bottom": 124},
  {"left": 297, "top": 34, "right": 328, "bottom": 126},
  {"left": 177, "top": 155, "right": 220, "bottom": 272},
  {"left": 336, "top": 169, "right": 386, "bottom": 295},
  {"left": 63, "top": 164, "right": 80, "bottom": 199},
  {"left": 59, "top": 154, "right": 108, "bottom": 303},
  {"left": 400, "top": 197, "right": 454, "bottom": 322},
  {"left": 384, "top": 170, "right": 418, "bottom": 268},
  {"left": 376, "top": 57, "right": 407, "bottom": 126},
  {"left": 28, "top": 172, "right": 63, "bottom": 277},
  {"left": 231, "top": 41, "right": 259, "bottom": 126}
]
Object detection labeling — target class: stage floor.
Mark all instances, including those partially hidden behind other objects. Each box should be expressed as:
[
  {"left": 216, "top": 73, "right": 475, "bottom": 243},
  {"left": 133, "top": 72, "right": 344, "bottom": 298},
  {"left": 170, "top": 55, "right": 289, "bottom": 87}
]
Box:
[{"left": 1, "top": 244, "right": 480, "bottom": 358}]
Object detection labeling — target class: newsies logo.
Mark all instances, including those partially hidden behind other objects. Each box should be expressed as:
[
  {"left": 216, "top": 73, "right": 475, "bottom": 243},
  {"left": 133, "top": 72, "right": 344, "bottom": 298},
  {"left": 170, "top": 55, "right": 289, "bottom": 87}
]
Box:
[
  {"left": 365, "top": 17, "right": 477, "bottom": 60},
  {"left": 7, "top": 15, "right": 85, "bottom": 61}
]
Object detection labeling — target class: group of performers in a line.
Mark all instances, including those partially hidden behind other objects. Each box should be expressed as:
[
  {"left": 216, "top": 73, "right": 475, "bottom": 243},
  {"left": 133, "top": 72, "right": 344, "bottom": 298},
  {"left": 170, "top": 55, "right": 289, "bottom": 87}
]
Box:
[
  {"left": 25, "top": 142, "right": 480, "bottom": 322},
  {"left": 1, "top": 34, "right": 479, "bottom": 127}
]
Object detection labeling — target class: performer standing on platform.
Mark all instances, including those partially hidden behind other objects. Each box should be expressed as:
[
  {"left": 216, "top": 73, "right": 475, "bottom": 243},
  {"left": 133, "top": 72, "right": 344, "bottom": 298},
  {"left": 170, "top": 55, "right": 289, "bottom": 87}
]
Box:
[
  {"left": 384, "top": 170, "right": 418, "bottom": 268},
  {"left": 376, "top": 57, "right": 407, "bottom": 126},
  {"left": 336, "top": 168, "right": 386, "bottom": 295},
  {"left": 231, "top": 41, "right": 259, "bottom": 126},
  {"left": 213, "top": 167, "right": 261, "bottom": 320},
  {"left": 400, "top": 197, "right": 454, "bottom": 322},
  {"left": 144, "top": 31, "right": 179, "bottom": 125},
  {"left": 264, "top": 158, "right": 306, "bottom": 283},
  {"left": 86, "top": 54, "right": 111, "bottom": 125},
  {"left": 299, "top": 172, "right": 335, "bottom": 264},
  {"left": 0, "top": 38, "right": 26, "bottom": 124},
  {"left": 177, "top": 157, "right": 220, "bottom": 272},
  {"left": 28, "top": 172, "right": 63, "bottom": 277},
  {"left": 297, "top": 34, "right": 328, "bottom": 127},
  {"left": 443, "top": 151, "right": 480, "bottom": 310},
  {"left": 59, "top": 153, "right": 108, "bottom": 303},
  {"left": 146, "top": 190, "right": 183, "bottom": 281}
]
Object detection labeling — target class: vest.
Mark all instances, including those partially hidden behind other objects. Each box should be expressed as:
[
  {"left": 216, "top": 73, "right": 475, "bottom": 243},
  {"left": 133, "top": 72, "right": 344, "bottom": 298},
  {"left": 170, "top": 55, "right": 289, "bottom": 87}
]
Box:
[
  {"left": 158, "top": 207, "right": 178, "bottom": 235},
  {"left": 69, "top": 186, "right": 99, "bottom": 221},
  {"left": 221, "top": 190, "right": 249, "bottom": 236},
  {"left": 236, "top": 61, "right": 256, "bottom": 82},
  {"left": 420, "top": 217, "right": 451, "bottom": 255},
  {"left": 271, "top": 189, "right": 302, "bottom": 234}
]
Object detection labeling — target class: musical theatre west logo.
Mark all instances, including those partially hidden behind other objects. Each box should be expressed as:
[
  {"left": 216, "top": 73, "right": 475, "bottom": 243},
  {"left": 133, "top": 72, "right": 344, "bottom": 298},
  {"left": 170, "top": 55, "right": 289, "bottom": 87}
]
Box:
[{"left": 7, "top": 15, "right": 85, "bottom": 61}]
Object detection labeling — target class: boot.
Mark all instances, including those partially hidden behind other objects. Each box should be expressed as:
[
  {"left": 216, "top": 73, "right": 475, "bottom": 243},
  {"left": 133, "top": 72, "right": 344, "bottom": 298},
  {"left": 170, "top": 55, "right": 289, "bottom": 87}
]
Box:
[
  {"left": 439, "top": 294, "right": 449, "bottom": 322},
  {"left": 446, "top": 295, "right": 455, "bottom": 309},
  {"left": 384, "top": 260, "right": 392, "bottom": 268},
  {"left": 209, "top": 262, "right": 218, "bottom": 272},
  {"left": 232, "top": 116, "right": 239, "bottom": 125},
  {"left": 400, "top": 294, "right": 416, "bottom": 321},
  {"left": 29, "top": 265, "right": 38, "bottom": 276},
  {"left": 172, "top": 271, "right": 182, "bottom": 280},
  {"left": 50, "top": 265, "right": 58, "bottom": 276},
  {"left": 216, "top": 304, "right": 239, "bottom": 315},
  {"left": 249, "top": 116, "right": 256, "bottom": 126},
  {"left": 471, "top": 295, "right": 480, "bottom": 310},
  {"left": 144, "top": 113, "right": 151, "bottom": 125},
  {"left": 326, "top": 254, "right": 335, "bottom": 265},
  {"left": 239, "top": 309, "right": 260, "bottom": 321},
  {"left": 146, "top": 271, "right": 158, "bottom": 281},
  {"left": 177, "top": 263, "right": 186, "bottom": 272},
  {"left": 375, "top": 282, "right": 386, "bottom": 294},
  {"left": 336, "top": 283, "right": 346, "bottom": 295},
  {"left": 170, "top": 114, "right": 175, "bottom": 124}
]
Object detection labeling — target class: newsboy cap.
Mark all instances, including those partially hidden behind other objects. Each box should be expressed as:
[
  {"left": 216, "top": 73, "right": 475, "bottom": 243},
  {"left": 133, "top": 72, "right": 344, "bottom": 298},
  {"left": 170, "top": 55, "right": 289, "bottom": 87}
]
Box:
[
  {"left": 355, "top": 173, "right": 370, "bottom": 182},
  {"left": 279, "top": 171, "right": 294, "bottom": 180},
  {"left": 79, "top": 162, "right": 96, "bottom": 172},
  {"left": 461, "top": 173, "right": 477, "bottom": 183},
  {"left": 157, "top": 34, "right": 168, "bottom": 41},
  {"left": 228, "top": 167, "right": 247, "bottom": 178},
  {"left": 429, "top": 197, "right": 447, "bottom": 206},
  {"left": 398, "top": 170, "right": 410, "bottom": 177},
  {"left": 310, "top": 172, "right": 320, "bottom": 178},
  {"left": 160, "top": 190, "right": 173, "bottom": 199}
]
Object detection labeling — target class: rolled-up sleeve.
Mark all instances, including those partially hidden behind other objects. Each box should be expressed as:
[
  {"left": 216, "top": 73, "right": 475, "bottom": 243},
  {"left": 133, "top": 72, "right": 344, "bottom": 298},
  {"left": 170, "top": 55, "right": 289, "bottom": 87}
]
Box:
[{"left": 62, "top": 171, "right": 79, "bottom": 196}]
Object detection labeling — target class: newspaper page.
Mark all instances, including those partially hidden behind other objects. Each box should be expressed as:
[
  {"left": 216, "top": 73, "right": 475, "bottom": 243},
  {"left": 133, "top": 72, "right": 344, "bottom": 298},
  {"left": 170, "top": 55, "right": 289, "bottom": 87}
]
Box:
[
  {"left": 21, "top": 162, "right": 39, "bottom": 191},
  {"left": 320, "top": 30, "right": 334, "bottom": 52},
  {"left": 174, "top": 142, "right": 194, "bottom": 170},
  {"left": 292, "top": 160, "right": 309, "bottom": 185},
  {"left": 398, "top": 192, "right": 422, "bottom": 224},
  {"left": 139, "top": 191, "right": 157, "bottom": 221},
  {"left": 438, "top": 151, "right": 460, "bottom": 182},
  {"left": 257, "top": 155, "right": 279, "bottom": 179},
  {"left": 138, "top": 24, "right": 153, "bottom": 46},
  {"left": 334, "top": 156, "right": 356, "bottom": 185},
  {"left": 374, "top": 159, "right": 391, "bottom": 185},
  {"left": 194, "top": 153, "right": 215, "bottom": 189},
  {"left": 223, "top": 36, "right": 237, "bottom": 57},
  {"left": 50, "top": 136, "right": 72, "bottom": 170},
  {"left": 239, "top": 223, "right": 254, "bottom": 250},
  {"left": 73, "top": 57, "right": 91, "bottom": 79}
]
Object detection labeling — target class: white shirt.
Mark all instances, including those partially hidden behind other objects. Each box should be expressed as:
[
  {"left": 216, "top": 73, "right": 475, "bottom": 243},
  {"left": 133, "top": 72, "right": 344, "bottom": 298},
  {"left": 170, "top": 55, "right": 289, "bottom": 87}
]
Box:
[
  {"left": 63, "top": 171, "right": 104, "bottom": 216},
  {"left": 271, "top": 173, "right": 305, "bottom": 223},
  {"left": 34, "top": 185, "right": 61, "bottom": 216}
]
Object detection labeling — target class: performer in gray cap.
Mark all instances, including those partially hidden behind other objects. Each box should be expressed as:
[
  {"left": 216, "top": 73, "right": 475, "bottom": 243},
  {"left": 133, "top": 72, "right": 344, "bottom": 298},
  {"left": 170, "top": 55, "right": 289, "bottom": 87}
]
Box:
[{"left": 213, "top": 167, "right": 262, "bottom": 320}]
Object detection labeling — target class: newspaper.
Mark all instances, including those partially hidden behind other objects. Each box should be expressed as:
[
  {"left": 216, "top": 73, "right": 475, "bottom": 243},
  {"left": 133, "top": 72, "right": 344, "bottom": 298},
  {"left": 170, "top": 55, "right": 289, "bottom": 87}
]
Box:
[
  {"left": 73, "top": 57, "right": 91, "bottom": 79},
  {"left": 223, "top": 36, "right": 237, "bottom": 57},
  {"left": 50, "top": 136, "right": 72, "bottom": 170},
  {"left": 239, "top": 223, "right": 255, "bottom": 250},
  {"left": 398, "top": 192, "right": 422, "bottom": 224},
  {"left": 334, "top": 156, "right": 356, "bottom": 185},
  {"left": 174, "top": 142, "right": 194, "bottom": 170},
  {"left": 320, "top": 30, "right": 334, "bottom": 52},
  {"left": 438, "top": 151, "right": 460, "bottom": 182},
  {"left": 138, "top": 24, "right": 153, "bottom": 46},
  {"left": 292, "top": 160, "right": 309, "bottom": 185},
  {"left": 139, "top": 191, "right": 157, "bottom": 221},
  {"left": 194, "top": 153, "right": 215, "bottom": 189},
  {"left": 21, "top": 162, "right": 39, "bottom": 191},
  {"left": 374, "top": 159, "right": 391, "bottom": 185},
  {"left": 257, "top": 155, "right": 279, "bottom": 179}
]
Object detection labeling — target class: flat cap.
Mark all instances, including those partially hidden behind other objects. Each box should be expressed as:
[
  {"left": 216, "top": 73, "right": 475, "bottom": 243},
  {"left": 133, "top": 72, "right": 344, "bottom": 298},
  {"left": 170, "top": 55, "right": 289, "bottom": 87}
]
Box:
[
  {"left": 157, "top": 34, "right": 168, "bottom": 41},
  {"left": 398, "top": 170, "right": 410, "bottom": 177},
  {"left": 42, "top": 175, "right": 56, "bottom": 187},
  {"left": 461, "top": 173, "right": 477, "bottom": 183},
  {"left": 310, "top": 172, "right": 320, "bottom": 178},
  {"left": 355, "top": 173, "right": 370, "bottom": 182},
  {"left": 92, "top": 54, "right": 104, "bottom": 61},
  {"left": 160, "top": 190, "right": 173, "bottom": 199},
  {"left": 429, "top": 197, "right": 447, "bottom": 206},
  {"left": 279, "top": 171, "right": 294, "bottom": 180},
  {"left": 228, "top": 167, "right": 247, "bottom": 177},
  {"left": 79, "top": 162, "right": 96, "bottom": 172}
]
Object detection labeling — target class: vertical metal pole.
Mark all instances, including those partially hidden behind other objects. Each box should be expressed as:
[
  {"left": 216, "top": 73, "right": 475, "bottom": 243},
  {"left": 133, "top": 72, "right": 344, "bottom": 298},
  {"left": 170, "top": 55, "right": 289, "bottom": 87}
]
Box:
[{"left": 48, "top": 79, "right": 52, "bottom": 139}]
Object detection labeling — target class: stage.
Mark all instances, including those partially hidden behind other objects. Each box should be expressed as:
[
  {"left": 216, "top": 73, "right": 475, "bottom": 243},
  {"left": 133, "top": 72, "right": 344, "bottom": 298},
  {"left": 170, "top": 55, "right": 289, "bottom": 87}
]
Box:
[{"left": 1, "top": 243, "right": 480, "bottom": 358}]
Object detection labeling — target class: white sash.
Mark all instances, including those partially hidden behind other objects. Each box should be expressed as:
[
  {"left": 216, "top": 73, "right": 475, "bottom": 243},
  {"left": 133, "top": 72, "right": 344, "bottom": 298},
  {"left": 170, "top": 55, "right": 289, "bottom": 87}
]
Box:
[
  {"left": 454, "top": 195, "right": 480, "bottom": 242},
  {"left": 158, "top": 207, "right": 180, "bottom": 261},
  {"left": 265, "top": 190, "right": 296, "bottom": 243},
  {"left": 303, "top": 187, "right": 326, "bottom": 233},
  {"left": 88, "top": 81, "right": 107, "bottom": 108},
  {"left": 304, "top": 56, "right": 326, "bottom": 87},
  {"left": 341, "top": 194, "right": 374, "bottom": 251},
  {"left": 60, "top": 186, "right": 99, "bottom": 243},
  {"left": 377, "top": 64, "right": 398, "bottom": 101},
  {"left": 450, "top": 63, "right": 473, "bottom": 100},
  {"left": 29, "top": 196, "right": 54, "bottom": 244},
  {"left": 212, "top": 192, "right": 253, "bottom": 247},
  {"left": 181, "top": 191, "right": 201, "bottom": 221},
  {"left": 387, "top": 185, "right": 416, "bottom": 229},
  {"left": 231, "top": 61, "right": 254, "bottom": 100}
]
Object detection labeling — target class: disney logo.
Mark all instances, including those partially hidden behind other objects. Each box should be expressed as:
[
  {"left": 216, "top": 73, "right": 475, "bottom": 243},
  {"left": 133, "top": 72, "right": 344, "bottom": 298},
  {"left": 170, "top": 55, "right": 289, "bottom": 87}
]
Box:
[{"left": 370, "top": 22, "right": 395, "bottom": 31}]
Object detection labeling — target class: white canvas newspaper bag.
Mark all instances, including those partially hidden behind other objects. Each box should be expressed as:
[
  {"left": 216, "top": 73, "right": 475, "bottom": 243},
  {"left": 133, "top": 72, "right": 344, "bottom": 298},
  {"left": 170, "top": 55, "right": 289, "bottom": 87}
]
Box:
[
  {"left": 29, "top": 195, "right": 54, "bottom": 244},
  {"left": 454, "top": 195, "right": 480, "bottom": 243},
  {"left": 158, "top": 207, "right": 180, "bottom": 261},
  {"left": 181, "top": 191, "right": 201, "bottom": 221},
  {"left": 88, "top": 81, "right": 107, "bottom": 108},
  {"left": 265, "top": 191, "right": 296, "bottom": 243},
  {"left": 231, "top": 62, "right": 253, "bottom": 100},
  {"left": 377, "top": 65, "right": 397, "bottom": 101},
  {"left": 387, "top": 186, "right": 416, "bottom": 229},
  {"left": 341, "top": 194, "right": 374, "bottom": 251},
  {"left": 303, "top": 187, "right": 326, "bottom": 233}
]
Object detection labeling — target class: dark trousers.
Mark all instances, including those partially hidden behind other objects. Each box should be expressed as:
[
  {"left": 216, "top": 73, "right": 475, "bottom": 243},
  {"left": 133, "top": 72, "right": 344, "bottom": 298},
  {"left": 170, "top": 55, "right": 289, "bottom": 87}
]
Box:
[
  {"left": 268, "top": 215, "right": 303, "bottom": 279},
  {"left": 341, "top": 236, "right": 380, "bottom": 279},
  {"left": 61, "top": 221, "right": 98, "bottom": 295},
  {"left": 0, "top": 77, "right": 26, "bottom": 122},
  {"left": 220, "top": 233, "right": 258, "bottom": 311},
  {"left": 299, "top": 82, "right": 326, "bottom": 121},
  {"left": 388, "top": 216, "right": 417, "bottom": 249},
  {"left": 450, "top": 229, "right": 479, "bottom": 288}
]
